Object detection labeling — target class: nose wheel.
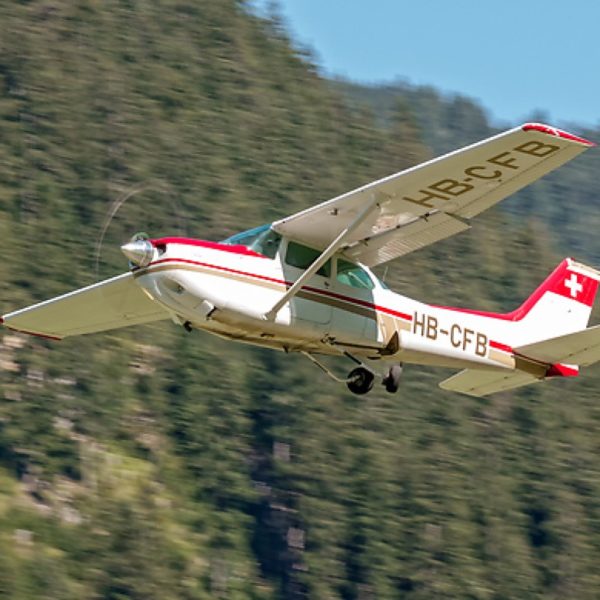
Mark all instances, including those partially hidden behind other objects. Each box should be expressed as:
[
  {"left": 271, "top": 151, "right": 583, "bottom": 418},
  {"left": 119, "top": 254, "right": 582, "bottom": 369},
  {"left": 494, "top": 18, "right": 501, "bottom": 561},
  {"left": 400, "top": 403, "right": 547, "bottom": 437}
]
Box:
[{"left": 382, "top": 364, "right": 403, "bottom": 393}]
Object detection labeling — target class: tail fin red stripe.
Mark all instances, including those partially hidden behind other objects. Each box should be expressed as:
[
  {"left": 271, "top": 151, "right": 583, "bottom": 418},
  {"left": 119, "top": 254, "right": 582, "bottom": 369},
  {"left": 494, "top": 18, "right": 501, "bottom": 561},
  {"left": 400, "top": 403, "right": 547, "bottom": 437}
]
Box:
[{"left": 436, "top": 258, "right": 600, "bottom": 321}]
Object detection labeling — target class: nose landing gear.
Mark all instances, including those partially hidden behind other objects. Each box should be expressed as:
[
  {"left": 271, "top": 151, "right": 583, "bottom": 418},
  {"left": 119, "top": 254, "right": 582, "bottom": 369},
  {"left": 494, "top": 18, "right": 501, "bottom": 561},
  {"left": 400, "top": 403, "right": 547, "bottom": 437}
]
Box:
[{"left": 382, "top": 364, "right": 403, "bottom": 393}]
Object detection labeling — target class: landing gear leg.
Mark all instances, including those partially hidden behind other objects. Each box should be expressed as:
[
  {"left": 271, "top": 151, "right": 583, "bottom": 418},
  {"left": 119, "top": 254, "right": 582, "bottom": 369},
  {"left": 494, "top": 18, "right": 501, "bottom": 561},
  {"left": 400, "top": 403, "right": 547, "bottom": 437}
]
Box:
[
  {"left": 183, "top": 320, "right": 193, "bottom": 333},
  {"left": 302, "top": 351, "right": 376, "bottom": 395},
  {"left": 382, "top": 364, "right": 403, "bottom": 393}
]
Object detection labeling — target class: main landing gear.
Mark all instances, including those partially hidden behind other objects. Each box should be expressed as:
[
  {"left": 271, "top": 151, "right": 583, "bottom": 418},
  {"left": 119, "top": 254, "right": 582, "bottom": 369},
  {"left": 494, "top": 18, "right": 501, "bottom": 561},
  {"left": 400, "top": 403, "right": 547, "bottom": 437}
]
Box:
[
  {"left": 302, "top": 351, "right": 403, "bottom": 396},
  {"left": 347, "top": 367, "right": 375, "bottom": 395}
]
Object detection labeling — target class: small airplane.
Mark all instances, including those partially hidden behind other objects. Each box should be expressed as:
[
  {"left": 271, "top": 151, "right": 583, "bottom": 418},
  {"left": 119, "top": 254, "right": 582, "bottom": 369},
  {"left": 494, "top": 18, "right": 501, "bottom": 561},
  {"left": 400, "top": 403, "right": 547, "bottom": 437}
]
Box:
[{"left": 3, "top": 123, "right": 600, "bottom": 397}]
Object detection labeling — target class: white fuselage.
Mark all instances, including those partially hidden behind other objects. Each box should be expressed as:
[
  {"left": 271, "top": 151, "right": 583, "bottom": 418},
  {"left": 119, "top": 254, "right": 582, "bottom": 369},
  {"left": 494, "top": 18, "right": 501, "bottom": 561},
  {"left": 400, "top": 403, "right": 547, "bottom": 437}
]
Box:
[{"left": 131, "top": 238, "right": 576, "bottom": 373}]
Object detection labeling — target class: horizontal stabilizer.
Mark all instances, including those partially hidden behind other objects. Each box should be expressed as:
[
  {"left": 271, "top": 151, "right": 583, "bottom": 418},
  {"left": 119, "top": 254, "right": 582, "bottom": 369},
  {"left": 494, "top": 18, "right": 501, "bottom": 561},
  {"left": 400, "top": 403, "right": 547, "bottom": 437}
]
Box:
[
  {"left": 439, "top": 368, "right": 540, "bottom": 397},
  {"left": 516, "top": 324, "right": 600, "bottom": 366},
  {"left": 2, "top": 272, "right": 168, "bottom": 339}
]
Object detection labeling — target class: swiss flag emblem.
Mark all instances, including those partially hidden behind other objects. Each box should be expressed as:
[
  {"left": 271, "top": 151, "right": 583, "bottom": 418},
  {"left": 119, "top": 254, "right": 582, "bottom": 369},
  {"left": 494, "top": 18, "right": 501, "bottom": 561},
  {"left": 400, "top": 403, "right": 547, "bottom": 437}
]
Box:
[
  {"left": 564, "top": 273, "right": 583, "bottom": 298},
  {"left": 553, "top": 267, "right": 599, "bottom": 306}
]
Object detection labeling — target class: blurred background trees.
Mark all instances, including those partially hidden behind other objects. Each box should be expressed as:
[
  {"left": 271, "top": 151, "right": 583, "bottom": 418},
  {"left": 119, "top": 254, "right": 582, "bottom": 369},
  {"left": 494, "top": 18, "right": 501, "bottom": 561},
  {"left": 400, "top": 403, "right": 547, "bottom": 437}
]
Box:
[{"left": 1, "top": 1, "right": 600, "bottom": 598}]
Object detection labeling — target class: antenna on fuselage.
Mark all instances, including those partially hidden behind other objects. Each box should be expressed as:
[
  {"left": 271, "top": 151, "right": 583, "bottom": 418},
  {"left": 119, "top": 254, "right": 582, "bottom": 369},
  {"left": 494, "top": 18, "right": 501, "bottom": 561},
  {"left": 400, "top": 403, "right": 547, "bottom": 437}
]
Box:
[{"left": 381, "top": 266, "right": 389, "bottom": 285}]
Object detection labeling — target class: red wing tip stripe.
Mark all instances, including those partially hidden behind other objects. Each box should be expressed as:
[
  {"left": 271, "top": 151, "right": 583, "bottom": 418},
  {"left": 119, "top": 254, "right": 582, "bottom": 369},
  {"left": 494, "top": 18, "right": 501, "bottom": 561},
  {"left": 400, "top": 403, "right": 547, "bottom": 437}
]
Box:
[
  {"left": 546, "top": 364, "right": 579, "bottom": 378},
  {"left": 0, "top": 316, "right": 4, "bottom": 324},
  {"left": 522, "top": 123, "right": 596, "bottom": 147},
  {"left": 6, "top": 326, "right": 62, "bottom": 341}
]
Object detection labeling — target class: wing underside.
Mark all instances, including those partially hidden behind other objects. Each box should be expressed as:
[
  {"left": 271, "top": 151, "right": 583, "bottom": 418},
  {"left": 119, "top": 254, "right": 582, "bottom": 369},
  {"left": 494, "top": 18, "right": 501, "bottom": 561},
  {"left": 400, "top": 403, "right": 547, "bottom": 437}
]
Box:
[
  {"left": 2, "top": 272, "right": 168, "bottom": 339},
  {"left": 273, "top": 124, "right": 594, "bottom": 266},
  {"left": 439, "top": 368, "right": 541, "bottom": 397}
]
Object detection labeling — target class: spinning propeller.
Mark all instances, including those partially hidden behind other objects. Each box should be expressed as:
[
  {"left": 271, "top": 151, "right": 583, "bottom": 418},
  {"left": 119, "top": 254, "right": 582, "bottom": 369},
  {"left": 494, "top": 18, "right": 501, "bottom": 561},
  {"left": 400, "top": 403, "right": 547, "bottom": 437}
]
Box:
[{"left": 94, "top": 182, "right": 185, "bottom": 275}]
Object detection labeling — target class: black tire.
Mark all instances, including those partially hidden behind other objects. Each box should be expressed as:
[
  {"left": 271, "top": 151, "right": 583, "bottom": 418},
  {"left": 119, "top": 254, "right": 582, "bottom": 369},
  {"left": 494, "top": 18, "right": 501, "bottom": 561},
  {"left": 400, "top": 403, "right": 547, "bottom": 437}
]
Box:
[
  {"left": 347, "top": 367, "right": 375, "bottom": 395},
  {"left": 383, "top": 364, "right": 403, "bottom": 393}
]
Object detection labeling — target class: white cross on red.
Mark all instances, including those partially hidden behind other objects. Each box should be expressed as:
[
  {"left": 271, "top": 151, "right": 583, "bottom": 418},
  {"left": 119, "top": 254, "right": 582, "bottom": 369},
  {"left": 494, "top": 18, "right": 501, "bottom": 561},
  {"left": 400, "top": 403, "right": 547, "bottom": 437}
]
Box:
[{"left": 564, "top": 273, "right": 583, "bottom": 298}]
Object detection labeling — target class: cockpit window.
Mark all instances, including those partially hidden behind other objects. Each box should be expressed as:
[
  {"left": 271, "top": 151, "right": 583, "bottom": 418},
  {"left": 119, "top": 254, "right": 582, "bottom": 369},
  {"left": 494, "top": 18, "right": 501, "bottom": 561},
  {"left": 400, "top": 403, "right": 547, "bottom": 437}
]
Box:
[
  {"left": 285, "top": 241, "right": 331, "bottom": 277},
  {"left": 336, "top": 258, "right": 374, "bottom": 289},
  {"left": 252, "top": 228, "right": 281, "bottom": 259},
  {"left": 222, "top": 224, "right": 281, "bottom": 259},
  {"left": 222, "top": 224, "right": 270, "bottom": 247}
]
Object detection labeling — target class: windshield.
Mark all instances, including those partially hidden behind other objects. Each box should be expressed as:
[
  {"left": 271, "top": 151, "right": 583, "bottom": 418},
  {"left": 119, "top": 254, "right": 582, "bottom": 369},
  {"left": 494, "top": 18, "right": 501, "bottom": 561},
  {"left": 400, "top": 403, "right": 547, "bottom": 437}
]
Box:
[
  {"left": 222, "top": 224, "right": 271, "bottom": 247},
  {"left": 222, "top": 224, "right": 282, "bottom": 259}
]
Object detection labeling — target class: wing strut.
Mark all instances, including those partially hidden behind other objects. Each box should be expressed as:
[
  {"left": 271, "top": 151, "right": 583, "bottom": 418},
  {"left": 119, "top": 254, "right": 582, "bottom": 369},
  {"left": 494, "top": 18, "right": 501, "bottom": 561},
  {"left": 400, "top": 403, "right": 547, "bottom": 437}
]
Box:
[{"left": 264, "top": 193, "right": 382, "bottom": 320}]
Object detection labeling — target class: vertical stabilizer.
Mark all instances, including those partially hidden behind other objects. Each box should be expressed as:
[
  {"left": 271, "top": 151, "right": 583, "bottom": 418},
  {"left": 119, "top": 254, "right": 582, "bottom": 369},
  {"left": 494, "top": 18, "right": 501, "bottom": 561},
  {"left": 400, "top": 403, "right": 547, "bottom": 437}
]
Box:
[{"left": 511, "top": 258, "right": 600, "bottom": 343}]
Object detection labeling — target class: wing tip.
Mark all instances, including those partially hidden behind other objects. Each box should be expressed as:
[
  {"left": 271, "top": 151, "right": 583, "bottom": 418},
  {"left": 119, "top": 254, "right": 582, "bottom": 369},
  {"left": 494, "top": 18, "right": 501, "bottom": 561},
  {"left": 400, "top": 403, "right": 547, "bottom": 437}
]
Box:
[
  {"left": 2, "top": 322, "right": 62, "bottom": 341},
  {"left": 522, "top": 122, "right": 596, "bottom": 147},
  {"left": 545, "top": 363, "right": 579, "bottom": 378}
]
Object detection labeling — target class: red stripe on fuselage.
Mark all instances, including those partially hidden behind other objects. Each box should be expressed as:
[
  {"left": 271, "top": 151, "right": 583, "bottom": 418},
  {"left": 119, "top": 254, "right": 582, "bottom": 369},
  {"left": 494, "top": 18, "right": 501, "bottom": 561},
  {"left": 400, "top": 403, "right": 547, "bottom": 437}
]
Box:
[
  {"left": 490, "top": 340, "right": 513, "bottom": 353},
  {"left": 137, "top": 249, "right": 584, "bottom": 378},
  {"left": 139, "top": 257, "right": 413, "bottom": 322},
  {"left": 151, "top": 237, "right": 267, "bottom": 259}
]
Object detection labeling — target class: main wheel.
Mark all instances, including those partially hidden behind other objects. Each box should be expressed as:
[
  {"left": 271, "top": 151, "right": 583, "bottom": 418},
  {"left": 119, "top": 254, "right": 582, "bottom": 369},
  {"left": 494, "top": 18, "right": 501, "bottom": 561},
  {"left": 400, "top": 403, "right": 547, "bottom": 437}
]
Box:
[
  {"left": 347, "top": 367, "right": 375, "bottom": 395},
  {"left": 382, "top": 364, "right": 403, "bottom": 393}
]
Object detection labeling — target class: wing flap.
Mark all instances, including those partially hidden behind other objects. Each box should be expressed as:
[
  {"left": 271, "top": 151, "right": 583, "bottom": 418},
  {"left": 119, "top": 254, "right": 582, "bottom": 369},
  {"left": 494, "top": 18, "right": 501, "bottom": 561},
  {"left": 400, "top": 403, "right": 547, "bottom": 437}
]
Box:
[
  {"left": 2, "top": 272, "right": 168, "bottom": 339},
  {"left": 343, "top": 211, "right": 471, "bottom": 267},
  {"left": 273, "top": 123, "right": 594, "bottom": 266},
  {"left": 439, "top": 368, "right": 540, "bottom": 397},
  {"left": 516, "top": 324, "right": 600, "bottom": 366}
]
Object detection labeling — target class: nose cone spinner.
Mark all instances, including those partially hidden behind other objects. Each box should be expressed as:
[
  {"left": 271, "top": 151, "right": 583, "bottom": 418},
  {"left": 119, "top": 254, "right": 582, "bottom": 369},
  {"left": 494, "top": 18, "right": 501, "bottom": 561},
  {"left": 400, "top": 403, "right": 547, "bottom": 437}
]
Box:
[{"left": 120, "top": 240, "right": 155, "bottom": 267}]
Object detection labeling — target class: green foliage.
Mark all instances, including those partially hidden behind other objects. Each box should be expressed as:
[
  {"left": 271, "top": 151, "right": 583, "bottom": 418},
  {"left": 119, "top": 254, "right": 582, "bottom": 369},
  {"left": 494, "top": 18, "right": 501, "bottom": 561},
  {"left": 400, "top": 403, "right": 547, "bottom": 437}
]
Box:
[{"left": 1, "top": 1, "right": 600, "bottom": 598}]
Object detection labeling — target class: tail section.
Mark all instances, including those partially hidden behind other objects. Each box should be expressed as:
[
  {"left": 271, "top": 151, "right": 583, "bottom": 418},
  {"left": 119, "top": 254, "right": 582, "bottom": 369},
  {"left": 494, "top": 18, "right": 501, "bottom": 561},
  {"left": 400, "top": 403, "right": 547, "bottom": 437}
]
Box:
[
  {"left": 439, "top": 259, "right": 600, "bottom": 397},
  {"left": 512, "top": 258, "right": 600, "bottom": 343}
]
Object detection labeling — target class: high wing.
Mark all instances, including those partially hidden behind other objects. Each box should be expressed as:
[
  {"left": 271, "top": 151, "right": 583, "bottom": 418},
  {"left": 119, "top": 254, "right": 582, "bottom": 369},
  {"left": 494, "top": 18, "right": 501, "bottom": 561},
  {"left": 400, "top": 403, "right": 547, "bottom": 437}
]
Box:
[
  {"left": 273, "top": 123, "right": 595, "bottom": 267},
  {"left": 1, "top": 273, "right": 168, "bottom": 340}
]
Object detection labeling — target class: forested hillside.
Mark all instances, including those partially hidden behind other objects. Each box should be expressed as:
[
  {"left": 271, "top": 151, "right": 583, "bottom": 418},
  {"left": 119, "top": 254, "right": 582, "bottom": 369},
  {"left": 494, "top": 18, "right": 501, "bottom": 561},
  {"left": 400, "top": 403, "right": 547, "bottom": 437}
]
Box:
[{"left": 1, "top": 1, "right": 600, "bottom": 598}]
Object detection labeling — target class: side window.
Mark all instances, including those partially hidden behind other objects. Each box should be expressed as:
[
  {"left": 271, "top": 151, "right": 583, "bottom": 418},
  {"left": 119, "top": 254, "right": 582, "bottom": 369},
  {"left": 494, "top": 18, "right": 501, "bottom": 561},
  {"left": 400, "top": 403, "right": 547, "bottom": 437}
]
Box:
[
  {"left": 336, "top": 259, "right": 374, "bottom": 289},
  {"left": 285, "top": 241, "right": 331, "bottom": 277}
]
